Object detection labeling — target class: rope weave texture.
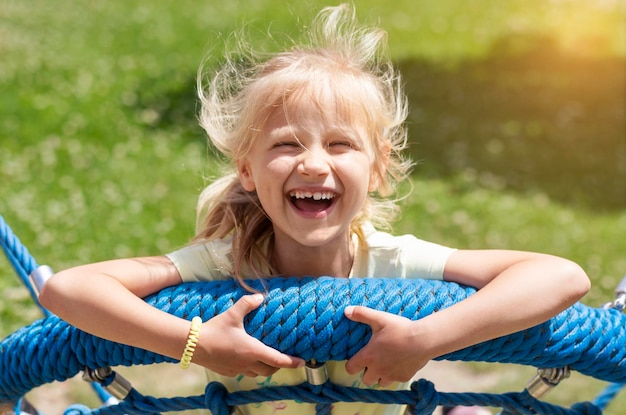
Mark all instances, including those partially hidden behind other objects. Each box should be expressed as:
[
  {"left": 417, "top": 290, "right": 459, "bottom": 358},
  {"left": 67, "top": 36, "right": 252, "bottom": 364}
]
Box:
[
  {"left": 1, "top": 276, "right": 625, "bottom": 405},
  {"left": 0, "top": 213, "right": 620, "bottom": 413}
]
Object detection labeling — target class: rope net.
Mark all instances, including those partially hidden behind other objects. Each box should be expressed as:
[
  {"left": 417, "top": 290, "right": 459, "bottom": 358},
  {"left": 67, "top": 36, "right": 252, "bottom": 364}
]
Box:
[{"left": 0, "top": 214, "right": 621, "bottom": 414}]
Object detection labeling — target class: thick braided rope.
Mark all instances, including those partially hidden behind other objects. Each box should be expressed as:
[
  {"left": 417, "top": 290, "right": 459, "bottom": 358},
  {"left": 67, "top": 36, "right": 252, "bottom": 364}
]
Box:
[
  {"left": 1, "top": 277, "right": 625, "bottom": 404},
  {"left": 0, "top": 214, "right": 115, "bottom": 409}
]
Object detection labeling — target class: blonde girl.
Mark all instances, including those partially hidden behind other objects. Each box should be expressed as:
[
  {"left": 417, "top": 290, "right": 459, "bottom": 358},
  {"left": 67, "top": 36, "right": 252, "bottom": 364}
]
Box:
[{"left": 40, "top": 4, "right": 590, "bottom": 415}]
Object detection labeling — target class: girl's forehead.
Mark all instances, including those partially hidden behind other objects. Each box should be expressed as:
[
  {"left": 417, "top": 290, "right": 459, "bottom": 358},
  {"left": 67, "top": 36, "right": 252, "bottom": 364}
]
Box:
[
  {"left": 263, "top": 95, "right": 369, "bottom": 144},
  {"left": 279, "top": 83, "right": 372, "bottom": 131}
]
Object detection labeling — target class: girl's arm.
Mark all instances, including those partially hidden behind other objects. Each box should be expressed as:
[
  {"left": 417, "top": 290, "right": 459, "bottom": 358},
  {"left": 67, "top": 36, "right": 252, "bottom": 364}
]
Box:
[
  {"left": 39, "top": 256, "right": 304, "bottom": 376},
  {"left": 344, "top": 250, "right": 591, "bottom": 386}
]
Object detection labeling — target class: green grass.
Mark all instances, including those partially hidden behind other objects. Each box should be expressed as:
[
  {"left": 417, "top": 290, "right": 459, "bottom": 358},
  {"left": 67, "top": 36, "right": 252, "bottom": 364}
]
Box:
[
  {"left": 397, "top": 177, "right": 626, "bottom": 305},
  {"left": 1, "top": 0, "right": 625, "bottom": 413}
]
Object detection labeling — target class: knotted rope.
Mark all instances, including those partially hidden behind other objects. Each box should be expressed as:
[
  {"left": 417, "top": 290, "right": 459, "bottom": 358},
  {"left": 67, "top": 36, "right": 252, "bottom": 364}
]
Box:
[
  {"left": 0, "top": 214, "right": 619, "bottom": 413},
  {"left": 57, "top": 379, "right": 602, "bottom": 415}
]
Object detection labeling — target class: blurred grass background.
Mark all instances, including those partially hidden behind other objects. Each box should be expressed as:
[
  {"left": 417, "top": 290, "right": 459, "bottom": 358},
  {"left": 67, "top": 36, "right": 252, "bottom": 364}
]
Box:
[{"left": 1, "top": 0, "right": 624, "bottom": 413}]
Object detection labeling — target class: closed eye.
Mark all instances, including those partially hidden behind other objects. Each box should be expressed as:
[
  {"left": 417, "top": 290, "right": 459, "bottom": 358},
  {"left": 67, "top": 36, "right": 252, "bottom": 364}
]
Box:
[
  {"left": 325, "top": 129, "right": 362, "bottom": 151},
  {"left": 273, "top": 140, "right": 301, "bottom": 148},
  {"left": 328, "top": 141, "right": 353, "bottom": 148},
  {"left": 327, "top": 140, "right": 360, "bottom": 152}
]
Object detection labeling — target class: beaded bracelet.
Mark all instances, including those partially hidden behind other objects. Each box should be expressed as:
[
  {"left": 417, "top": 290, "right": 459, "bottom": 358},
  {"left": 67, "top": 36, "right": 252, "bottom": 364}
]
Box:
[{"left": 179, "top": 316, "right": 202, "bottom": 369}]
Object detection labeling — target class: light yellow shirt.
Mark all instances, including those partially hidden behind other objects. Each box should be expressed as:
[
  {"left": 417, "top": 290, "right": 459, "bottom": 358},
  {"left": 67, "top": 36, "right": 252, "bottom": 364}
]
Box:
[{"left": 166, "top": 223, "right": 455, "bottom": 415}]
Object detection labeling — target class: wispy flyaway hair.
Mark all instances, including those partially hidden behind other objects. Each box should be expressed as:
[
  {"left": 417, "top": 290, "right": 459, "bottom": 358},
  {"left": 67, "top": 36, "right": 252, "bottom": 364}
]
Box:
[{"left": 195, "top": 4, "right": 412, "bottom": 281}]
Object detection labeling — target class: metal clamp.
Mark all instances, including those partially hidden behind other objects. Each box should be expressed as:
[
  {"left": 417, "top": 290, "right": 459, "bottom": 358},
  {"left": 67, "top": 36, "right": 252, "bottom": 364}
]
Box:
[
  {"left": 28, "top": 265, "right": 54, "bottom": 297},
  {"left": 526, "top": 367, "right": 570, "bottom": 398},
  {"left": 603, "top": 275, "right": 626, "bottom": 311},
  {"left": 83, "top": 367, "right": 132, "bottom": 400},
  {"left": 305, "top": 360, "right": 328, "bottom": 386}
]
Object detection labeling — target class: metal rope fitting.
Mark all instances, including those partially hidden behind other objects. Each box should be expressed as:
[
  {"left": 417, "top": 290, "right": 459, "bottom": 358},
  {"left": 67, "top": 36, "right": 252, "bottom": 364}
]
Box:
[
  {"left": 82, "top": 367, "right": 132, "bottom": 400},
  {"left": 526, "top": 367, "right": 571, "bottom": 398},
  {"left": 28, "top": 265, "right": 54, "bottom": 297},
  {"left": 603, "top": 275, "right": 626, "bottom": 311},
  {"left": 305, "top": 360, "right": 328, "bottom": 385}
]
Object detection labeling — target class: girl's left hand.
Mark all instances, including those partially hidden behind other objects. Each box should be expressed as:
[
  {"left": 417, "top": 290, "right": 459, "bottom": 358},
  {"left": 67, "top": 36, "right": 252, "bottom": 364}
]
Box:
[{"left": 344, "top": 306, "right": 431, "bottom": 387}]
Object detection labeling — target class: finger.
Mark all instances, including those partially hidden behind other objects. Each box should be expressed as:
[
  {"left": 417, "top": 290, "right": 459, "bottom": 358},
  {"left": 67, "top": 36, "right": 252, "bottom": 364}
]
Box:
[
  {"left": 257, "top": 345, "right": 305, "bottom": 369},
  {"left": 241, "top": 356, "right": 300, "bottom": 378},
  {"left": 344, "top": 305, "right": 386, "bottom": 331},
  {"left": 251, "top": 362, "right": 280, "bottom": 377},
  {"left": 345, "top": 352, "right": 366, "bottom": 375},
  {"left": 378, "top": 378, "right": 393, "bottom": 388},
  {"left": 229, "top": 293, "right": 265, "bottom": 319},
  {"left": 361, "top": 367, "right": 381, "bottom": 387}
]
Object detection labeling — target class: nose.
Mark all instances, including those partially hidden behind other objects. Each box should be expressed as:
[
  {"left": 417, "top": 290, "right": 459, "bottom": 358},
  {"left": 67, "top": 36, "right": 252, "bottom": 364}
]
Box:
[{"left": 297, "top": 147, "right": 331, "bottom": 178}]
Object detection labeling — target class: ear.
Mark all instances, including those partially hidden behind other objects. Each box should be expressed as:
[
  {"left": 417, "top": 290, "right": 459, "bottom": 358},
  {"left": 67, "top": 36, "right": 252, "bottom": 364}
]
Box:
[
  {"left": 368, "top": 171, "right": 380, "bottom": 192},
  {"left": 368, "top": 143, "right": 390, "bottom": 192},
  {"left": 237, "top": 159, "right": 256, "bottom": 192}
]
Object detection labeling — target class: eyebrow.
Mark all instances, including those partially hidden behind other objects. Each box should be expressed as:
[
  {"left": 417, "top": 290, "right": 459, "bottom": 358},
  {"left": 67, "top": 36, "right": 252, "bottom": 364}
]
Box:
[
  {"left": 325, "top": 126, "right": 364, "bottom": 145},
  {"left": 268, "top": 125, "right": 298, "bottom": 140}
]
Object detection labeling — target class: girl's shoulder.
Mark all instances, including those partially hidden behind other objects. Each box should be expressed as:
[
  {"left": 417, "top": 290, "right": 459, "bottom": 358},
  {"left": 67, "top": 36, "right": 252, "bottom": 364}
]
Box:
[
  {"left": 361, "top": 222, "right": 447, "bottom": 251},
  {"left": 166, "top": 237, "right": 235, "bottom": 282},
  {"left": 355, "top": 223, "right": 455, "bottom": 279}
]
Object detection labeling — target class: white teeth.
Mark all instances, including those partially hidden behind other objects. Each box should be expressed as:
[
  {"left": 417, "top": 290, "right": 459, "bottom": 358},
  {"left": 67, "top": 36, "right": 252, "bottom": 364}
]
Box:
[{"left": 290, "top": 191, "right": 335, "bottom": 200}]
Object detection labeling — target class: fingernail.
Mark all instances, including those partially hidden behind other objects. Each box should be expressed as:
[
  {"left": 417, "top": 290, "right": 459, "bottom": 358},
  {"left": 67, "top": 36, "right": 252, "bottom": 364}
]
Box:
[
  {"left": 252, "top": 293, "right": 265, "bottom": 302},
  {"left": 344, "top": 306, "right": 354, "bottom": 316}
]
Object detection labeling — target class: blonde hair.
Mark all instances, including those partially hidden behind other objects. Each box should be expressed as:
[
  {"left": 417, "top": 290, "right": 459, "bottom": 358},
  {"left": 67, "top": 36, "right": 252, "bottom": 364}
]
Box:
[{"left": 194, "top": 4, "right": 412, "bottom": 281}]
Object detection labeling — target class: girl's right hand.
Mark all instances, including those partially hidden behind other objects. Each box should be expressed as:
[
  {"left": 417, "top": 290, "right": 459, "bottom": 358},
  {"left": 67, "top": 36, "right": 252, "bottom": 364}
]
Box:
[{"left": 194, "top": 294, "right": 305, "bottom": 377}]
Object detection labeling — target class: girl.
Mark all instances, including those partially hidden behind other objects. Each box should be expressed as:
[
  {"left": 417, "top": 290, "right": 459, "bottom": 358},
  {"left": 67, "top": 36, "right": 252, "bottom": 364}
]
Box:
[{"left": 39, "top": 4, "right": 590, "bottom": 415}]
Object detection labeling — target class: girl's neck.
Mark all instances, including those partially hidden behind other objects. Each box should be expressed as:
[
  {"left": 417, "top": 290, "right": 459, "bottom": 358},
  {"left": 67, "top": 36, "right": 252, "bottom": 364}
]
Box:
[{"left": 272, "top": 234, "right": 354, "bottom": 278}]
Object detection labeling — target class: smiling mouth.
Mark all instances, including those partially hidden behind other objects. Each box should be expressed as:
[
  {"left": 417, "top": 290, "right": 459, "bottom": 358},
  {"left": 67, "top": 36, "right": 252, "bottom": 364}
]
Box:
[{"left": 289, "top": 191, "right": 336, "bottom": 213}]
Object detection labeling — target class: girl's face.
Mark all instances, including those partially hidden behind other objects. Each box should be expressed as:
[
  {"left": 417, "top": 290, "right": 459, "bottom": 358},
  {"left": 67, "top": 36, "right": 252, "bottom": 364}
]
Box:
[{"left": 237, "top": 95, "right": 378, "bottom": 252}]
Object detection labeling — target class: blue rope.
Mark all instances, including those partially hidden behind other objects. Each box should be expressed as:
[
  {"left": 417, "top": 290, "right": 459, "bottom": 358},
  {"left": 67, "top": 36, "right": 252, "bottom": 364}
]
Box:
[
  {"left": 0, "top": 214, "right": 113, "bottom": 409},
  {"left": 56, "top": 379, "right": 602, "bottom": 415},
  {"left": 0, "top": 213, "right": 614, "bottom": 414},
  {"left": 592, "top": 382, "right": 625, "bottom": 410},
  {"left": 0, "top": 277, "right": 624, "bottom": 402},
  {"left": 0, "top": 215, "right": 45, "bottom": 313}
]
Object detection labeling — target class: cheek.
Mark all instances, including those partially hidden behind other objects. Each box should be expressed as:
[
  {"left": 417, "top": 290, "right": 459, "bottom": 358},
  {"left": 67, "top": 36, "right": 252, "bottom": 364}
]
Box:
[
  {"left": 253, "top": 157, "right": 296, "bottom": 201},
  {"left": 338, "top": 155, "right": 373, "bottom": 192},
  {"left": 266, "top": 157, "right": 296, "bottom": 178},
  {"left": 364, "top": 153, "right": 382, "bottom": 192},
  {"left": 240, "top": 143, "right": 291, "bottom": 183}
]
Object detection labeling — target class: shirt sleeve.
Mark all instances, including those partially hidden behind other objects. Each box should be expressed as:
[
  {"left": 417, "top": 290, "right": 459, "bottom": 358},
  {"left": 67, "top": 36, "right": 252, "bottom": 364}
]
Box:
[
  {"left": 165, "top": 239, "right": 234, "bottom": 282},
  {"left": 395, "top": 234, "right": 456, "bottom": 280},
  {"left": 356, "top": 227, "right": 456, "bottom": 280}
]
